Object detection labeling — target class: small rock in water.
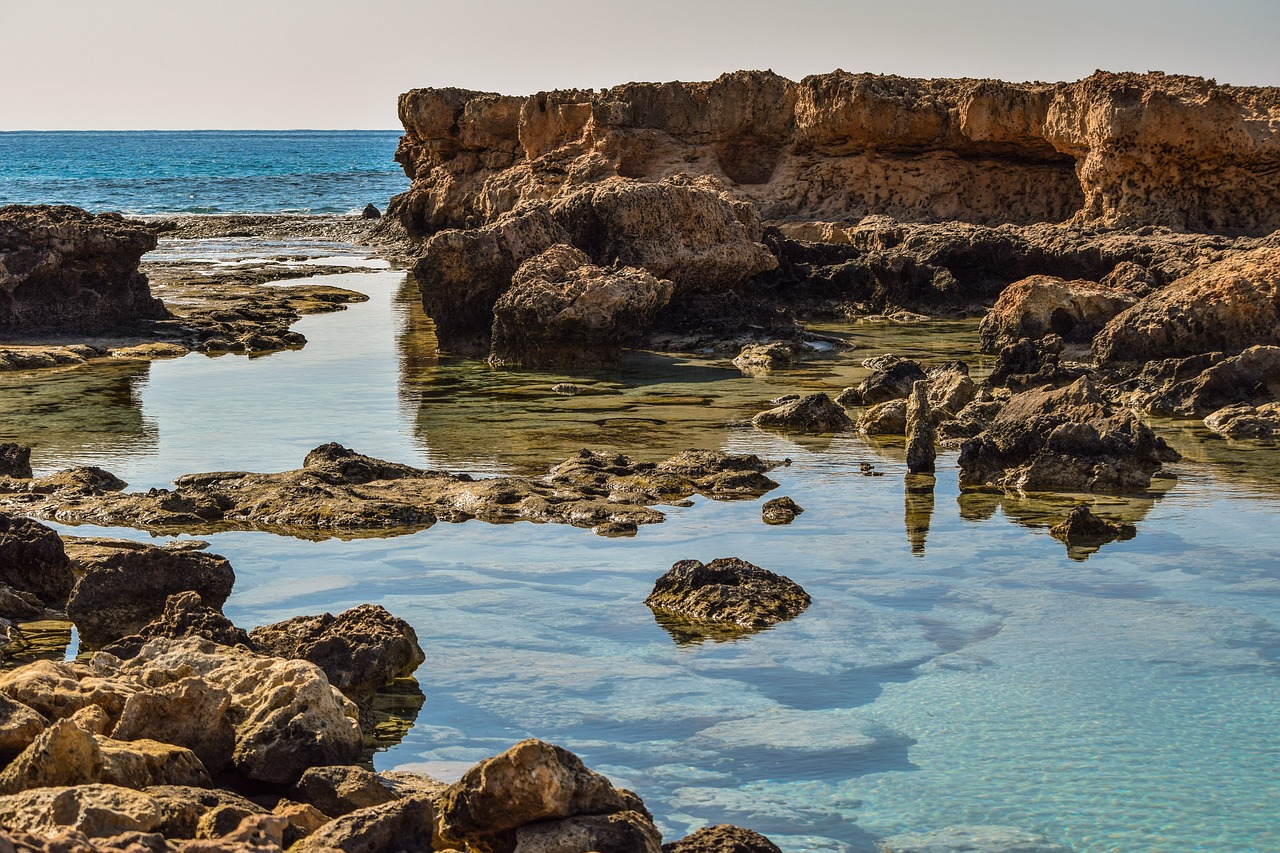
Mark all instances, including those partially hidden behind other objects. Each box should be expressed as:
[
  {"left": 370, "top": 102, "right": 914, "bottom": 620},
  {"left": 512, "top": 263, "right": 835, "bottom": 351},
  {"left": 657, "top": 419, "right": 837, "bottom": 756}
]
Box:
[
  {"left": 663, "top": 823, "right": 783, "bottom": 852},
  {"left": 860, "top": 462, "right": 885, "bottom": 477},
  {"left": 551, "top": 383, "right": 589, "bottom": 395},
  {"left": 752, "top": 392, "right": 854, "bottom": 433},
  {"left": 761, "top": 496, "right": 804, "bottom": 525},
  {"left": 361, "top": 203, "right": 381, "bottom": 219},
  {"left": 1049, "top": 505, "right": 1137, "bottom": 545},
  {"left": 0, "top": 444, "right": 32, "bottom": 479},
  {"left": 646, "top": 557, "right": 810, "bottom": 630}
]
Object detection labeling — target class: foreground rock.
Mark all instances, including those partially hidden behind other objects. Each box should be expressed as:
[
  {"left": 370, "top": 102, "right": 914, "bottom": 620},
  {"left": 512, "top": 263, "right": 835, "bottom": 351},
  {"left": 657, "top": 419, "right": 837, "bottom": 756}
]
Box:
[
  {"left": 489, "top": 244, "right": 675, "bottom": 367},
  {"left": 958, "top": 376, "right": 1178, "bottom": 493},
  {"left": 436, "top": 738, "right": 659, "bottom": 853},
  {"left": 663, "top": 824, "right": 783, "bottom": 853},
  {"left": 979, "top": 275, "right": 1135, "bottom": 352},
  {"left": 646, "top": 557, "right": 810, "bottom": 635},
  {"left": 0, "top": 206, "right": 167, "bottom": 334},
  {"left": 0, "top": 513, "right": 75, "bottom": 605},
  {"left": 0, "top": 444, "right": 779, "bottom": 540}
]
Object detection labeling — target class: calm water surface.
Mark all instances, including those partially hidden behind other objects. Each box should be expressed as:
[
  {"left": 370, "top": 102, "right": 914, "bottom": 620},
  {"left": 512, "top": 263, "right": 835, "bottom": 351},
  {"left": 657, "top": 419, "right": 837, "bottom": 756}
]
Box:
[{"left": 3, "top": 258, "right": 1279, "bottom": 853}]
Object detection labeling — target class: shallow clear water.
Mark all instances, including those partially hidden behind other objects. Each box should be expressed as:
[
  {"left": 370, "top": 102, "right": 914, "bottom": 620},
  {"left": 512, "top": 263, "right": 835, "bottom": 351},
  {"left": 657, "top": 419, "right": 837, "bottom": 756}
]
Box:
[
  {"left": 0, "top": 130, "right": 407, "bottom": 214},
  {"left": 3, "top": 266, "right": 1279, "bottom": 853}
]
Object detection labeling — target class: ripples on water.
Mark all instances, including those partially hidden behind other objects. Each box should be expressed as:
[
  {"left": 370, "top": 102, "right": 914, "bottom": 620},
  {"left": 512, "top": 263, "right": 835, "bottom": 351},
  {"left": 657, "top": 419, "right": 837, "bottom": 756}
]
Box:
[{"left": 2, "top": 260, "right": 1279, "bottom": 853}]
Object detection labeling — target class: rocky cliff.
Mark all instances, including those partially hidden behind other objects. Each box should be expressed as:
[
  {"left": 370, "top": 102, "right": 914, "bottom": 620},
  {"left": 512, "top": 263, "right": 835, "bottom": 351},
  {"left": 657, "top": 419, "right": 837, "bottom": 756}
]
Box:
[{"left": 389, "top": 70, "right": 1280, "bottom": 238}]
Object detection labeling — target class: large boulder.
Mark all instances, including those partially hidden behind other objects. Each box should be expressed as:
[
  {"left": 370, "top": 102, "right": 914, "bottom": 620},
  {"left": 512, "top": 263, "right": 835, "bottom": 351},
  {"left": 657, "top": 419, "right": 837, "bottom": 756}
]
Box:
[
  {"left": 0, "top": 783, "right": 164, "bottom": 838},
  {"left": 1204, "top": 402, "right": 1280, "bottom": 440},
  {"left": 1093, "top": 248, "right": 1280, "bottom": 363},
  {"left": 979, "top": 275, "right": 1135, "bottom": 352},
  {"left": 0, "top": 694, "right": 46, "bottom": 763},
  {"left": 488, "top": 244, "right": 674, "bottom": 367},
  {"left": 839, "top": 356, "right": 927, "bottom": 406},
  {"left": 0, "top": 512, "right": 74, "bottom": 603},
  {"left": 958, "top": 376, "right": 1178, "bottom": 492},
  {"left": 65, "top": 540, "right": 236, "bottom": 647},
  {"left": 0, "top": 205, "right": 168, "bottom": 334},
  {"left": 0, "top": 719, "right": 102, "bottom": 795},
  {"left": 248, "top": 604, "right": 425, "bottom": 725},
  {"left": 289, "top": 765, "right": 398, "bottom": 818},
  {"left": 436, "top": 739, "right": 650, "bottom": 853},
  {"left": 144, "top": 785, "right": 266, "bottom": 840},
  {"left": 645, "top": 557, "right": 810, "bottom": 631},
  {"left": 291, "top": 794, "right": 436, "bottom": 853}
]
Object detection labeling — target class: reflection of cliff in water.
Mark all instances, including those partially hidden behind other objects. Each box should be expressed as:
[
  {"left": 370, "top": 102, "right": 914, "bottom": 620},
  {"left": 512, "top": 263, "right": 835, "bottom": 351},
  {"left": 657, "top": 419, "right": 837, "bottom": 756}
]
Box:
[{"left": 0, "top": 361, "right": 157, "bottom": 472}]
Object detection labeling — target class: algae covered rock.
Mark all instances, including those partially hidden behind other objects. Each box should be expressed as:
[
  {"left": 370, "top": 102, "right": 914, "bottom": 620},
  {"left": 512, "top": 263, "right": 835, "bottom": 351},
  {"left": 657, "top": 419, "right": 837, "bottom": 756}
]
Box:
[{"left": 646, "top": 557, "right": 810, "bottom": 631}]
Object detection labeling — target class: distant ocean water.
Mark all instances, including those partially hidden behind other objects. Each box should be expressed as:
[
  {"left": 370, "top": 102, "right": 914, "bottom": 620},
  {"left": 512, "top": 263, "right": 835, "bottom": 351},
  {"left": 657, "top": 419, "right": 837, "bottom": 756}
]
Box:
[{"left": 0, "top": 130, "right": 408, "bottom": 215}]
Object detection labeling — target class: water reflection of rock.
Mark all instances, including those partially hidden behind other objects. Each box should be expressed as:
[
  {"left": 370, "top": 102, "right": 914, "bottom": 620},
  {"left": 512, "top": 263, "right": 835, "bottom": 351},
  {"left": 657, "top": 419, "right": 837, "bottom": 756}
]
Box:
[
  {"left": 650, "top": 612, "right": 771, "bottom": 646},
  {"left": 368, "top": 676, "right": 425, "bottom": 757},
  {"left": 958, "top": 490, "right": 1160, "bottom": 561},
  {"left": 904, "top": 473, "right": 936, "bottom": 557},
  {"left": 0, "top": 362, "right": 157, "bottom": 471}
]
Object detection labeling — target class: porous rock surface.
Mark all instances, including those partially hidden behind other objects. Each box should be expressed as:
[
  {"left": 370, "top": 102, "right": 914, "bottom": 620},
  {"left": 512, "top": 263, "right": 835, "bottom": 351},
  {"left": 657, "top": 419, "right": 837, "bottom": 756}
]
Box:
[
  {"left": 1203, "top": 401, "right": 1280, "bottom": 440},
  {"left": 979, "top": 275, "right": 1136, "bottom": 352},
  {"left": 752, "top": 392, "right": 854, "bottom": 433},
  {"left": 646, "top": 557, "right": 810, "bottom": 629},
  {"left": 1048, "top": 505, "right": 1137, "bottom": 547},
  {"left": 662, "top": 823, "right": 784, "bottom": 853},
  {"left": 0, "top": 205, "right": 167, "bottom": 334},
  {"left": 1118, "top": 345, "right": 1280, "bottom": 417}
]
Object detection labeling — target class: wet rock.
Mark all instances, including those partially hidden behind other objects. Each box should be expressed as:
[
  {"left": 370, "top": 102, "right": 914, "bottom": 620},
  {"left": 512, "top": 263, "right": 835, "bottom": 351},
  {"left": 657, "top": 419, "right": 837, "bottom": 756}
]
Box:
[
  {"left": 0, "top": 445, "right": 31, "bottom": 479},
  {"left": 436, "top": 739, "right": 644, "bottom": 853},
  {"left": 1204, "top": 402, "right": 1280, "bottom": 440},
  {"left": 846, "top": 356, "right": 928, "bottom": 406},
  {"left": 760, "top": 496, "right": 803, "bottom": 525},
  {"left": 1094, "top": 248, "right": 1280, "bottom": 363},
  {"left": 513, "top": 810, "right": 662, "bottom": 853},
  {"left": 0, "top": 784, "right": 164, "bottom": 838},
  {"left": 877, "top": 823, "right": 1070, "bottom": 853},
  {"left": 979, "top": 275, "right": 1135, "bottom": 352},
  {"left": 1049, "top": 505, "right": 1137, "bottom": 552},
  {"left": 752, "top": 392, "right": 853, "bottom": 433},
  {"left": 987, "top": 335, "right": 1081, "bottom": 391},
  {"left": 0, "top": 205, "right": 167, "bottom": 334},
  {"left": 1123, "top": 345, "right": 1280, "bottom": 417},
  {"left": 0, "top": 513, "right": 74, "bottom": 604},
  {"left": 65, "top": 541, "right": 236, "bottom": 647},
  {"left": 732, "top": 342, "right": 796, "bottom": 375},
  {"left": 290, "top": 794, "right": 435, "bottom": 853},
  {"left": 860, "top": 399, "right": 908, "bottom": 435},
  {"left": 102, "top": 592, "right": 254, "bottom": 660},
  {"left": 248, "top": 604, "right": 425, "bottom": 724},
  {"left": 144, "top": 785, "right": 266, "bottom": 840},
  {"left": 489, "top": 244, "right": 674, "bottom": 367},
  {"left": 905, "top": 381, "right": 936, "bottom": 475},
  {"left": 662, "top": 824, "right": 783, "bottom": 853},
  {"left": 958, "top": 376, "right": 1179, "bottom": 493},
  {"left": 0, "top": 719, "right": 102, "bottom": 795},
  {"left": 289, "top": 765, "right": 398, "bottom": 818},
  {"left": 0, "top": 694, "right": 47, "bottom": 762},
  {"left": 645, "top": 557, "right": 810, "bottom": 630}
]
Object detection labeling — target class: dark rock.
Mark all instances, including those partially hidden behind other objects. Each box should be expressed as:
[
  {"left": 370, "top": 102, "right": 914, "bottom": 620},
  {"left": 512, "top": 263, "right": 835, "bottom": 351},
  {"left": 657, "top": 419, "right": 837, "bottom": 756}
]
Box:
[
  {"left": 905, "top": 380, "right": 936, "bottom": 475},
  {"left": 289, "top": 765, "right": 398, "bottom": 818},
  {"left": 513, "top": 810, "right": 662, "bottom": 853},
  {"left": 761, "top": 496, "right": 803, "bottom": 525},
  {"left": 662, "top": 823, "right": 783, "bottom": 853},
  {"left": 1123, "top": 345, "right": 1280, "bottom": 417},
  {"left": 361, "top": 204, "right": 382, "bottom": 220},
  {"left": 1049, "top": 505, "right": 1137, "bottom": 547},
  {"left": 144, "top": 785, "right": 266, "bottom": 840},
  {"left": 752, "top": 392, "right": 854, "bottom": 433},
  {"left": 958, "top": 376, "right": 1179, "bottom": 493},
  {"left": 645, "top": 557, "right": 810, "bottom": 630},
  {"left": 0, "top": 205, "right": 168, "bottom": 333},
  {"left": 65, "top": 542, "right": 236, "bottom": 647},
  {"left": 101, "top": 591, "right": 254, "bottom": 659},
  {"left": 0, "top": 513, "right": 74, "bottom": 603},
  {"left": 850, "top": 356, "right": 928, "bottom": 406},
  {"left": 988, "top": 334, "right": 1082, "bottom": 390},
  {"left": 0, "top": 445, "right": 31, "bottom": 479}
]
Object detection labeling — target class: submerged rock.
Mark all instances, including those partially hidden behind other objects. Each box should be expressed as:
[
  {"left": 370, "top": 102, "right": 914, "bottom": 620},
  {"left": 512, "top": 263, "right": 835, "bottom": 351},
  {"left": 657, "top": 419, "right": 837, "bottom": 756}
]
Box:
[
  {"left": 752, "top": 392, "right": 854, "bottom": 433},
  {"left": 878, "top": 823, "right": 1070, "bottom": 853},
  {"left": 646, "top": 557, "right": 810, "bottom": 632},
  {"left": 979, "top": 275, "right": 1135, "bottom": 352},
  {"left": 663, "top": 824, "right": 783, "bottom": 853},
  {"left": 958, "top": 376, "right": 1178, "bottom": 493}
]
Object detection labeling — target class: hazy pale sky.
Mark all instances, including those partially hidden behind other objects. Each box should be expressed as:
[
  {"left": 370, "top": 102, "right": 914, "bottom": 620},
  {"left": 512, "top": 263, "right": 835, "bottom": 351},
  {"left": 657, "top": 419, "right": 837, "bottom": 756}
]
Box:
[{"left": 3, "top": 0, "right": 1277, "bottom": 130}]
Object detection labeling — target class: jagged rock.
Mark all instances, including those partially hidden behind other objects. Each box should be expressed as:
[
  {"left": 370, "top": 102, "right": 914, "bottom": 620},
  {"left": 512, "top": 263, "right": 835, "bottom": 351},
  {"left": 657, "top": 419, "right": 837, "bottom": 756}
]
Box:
[
  {"left": 752, "top": 392, "right": 853, "bottom": 432},
  {"left": 860, "top": 399, "right": 908, "bottom": 435},
  {"left": 1204, "top": 402, "right": 1280, "bottom": 440},
  {"left": 271, "top": 800, "right": 330, "bottom": 845},
  {"left": 1094, "top": 248, "right": 1280, "bottom": 363},
  {"left": 0, "top": 445, "right": 31, "bottom": 479},
  {"left": 1049, "top": 505, "right": 1137, "bottom": 549},
  {"left": 0, "top": 659, "right": 139, "bottom": 723},
  {"left": 845, "top": 357, "right": 928, "bottom": 406},
  {"left": 102, "top": 592, "right": 253, "bottom": 659},
  {"left": 662, "top": 824, "right": 783, "bottom": 853},
  {"left": 979, "top": 275, "right": 1135, "bottom": 352},
  {"left": 760, "top": 497, "right": 803, "bottom": 525},
  {"left": 144, "top": 786, "right": 266, "bottom": 840},
  {"left": 0, "top": 513, "right": 74, "bottom": 603},
  {"left": 290, "top": 794, "right": 435, "bottom": 853},
  {"left": 488, "top": 244, "right": 674, "bottom": 367},
  {"left": 958, "top": 376, "right": 1179, "bottom": 492},
  {"left": 513, "top": 810, "right": 662, "bottom": 853},
  {"left": 112, "top": 677, "right": 236, "bottom": 775},
  {"left": 182, "top": 814, "right": 287, "bottom": 852},
  {"left": 0, "top": 784, "right": 164, "bottom": 838},
  {"left": 97, "top": 738, "right": 211, "bottom": 791},
  {"left": 65, "top": 541, "right": 236, "bottom": 647},
  {"left": 937, "top": 397, "right": 1005, "bottom": 445},
  {"left": 732, "top": 342, "right": 796, "bottom": 374},
  {"left": 878, "top": 824, "right": 1070, "bottom": 852},
  {"left": 248, "top": 604, "right": 424, "bottom": 724},
  {"left": 436, "top": 739, "right": 644, "bottom": 852},
  {"left": 0, "top": 719, "right": 102, "bottom": 795},
  {"left": 0, "top": 205, "right": 167, "bottom": 333},
  {"left": 988, "top": 335, "right": 1081, "bottom": 390},
  {"left": 289, "top": 766, "right": 398, "bottom": 818},
  {"left": 0, "top": 694, "right": 46, "bottom": 763},
  {"left": 361, "top": 204, "right": 382, "bottom": 220},
  {"left": 1123, "top": 345, "right": 1280, "bottom": 417},
  {"left": 905, "top": 381, "right": 936, "bottom": 475},
  {"left": 645, "top": 557, "right": 810, "bottom": 630},
  {"left": 925, "top": 362, "right": 978, "bottom": 419}
]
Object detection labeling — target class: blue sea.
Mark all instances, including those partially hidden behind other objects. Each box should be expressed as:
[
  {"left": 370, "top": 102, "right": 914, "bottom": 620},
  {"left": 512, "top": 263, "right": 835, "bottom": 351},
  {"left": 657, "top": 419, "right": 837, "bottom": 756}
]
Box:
[{"left": 0, "top": 130, "right": 408, "bottom": 215}]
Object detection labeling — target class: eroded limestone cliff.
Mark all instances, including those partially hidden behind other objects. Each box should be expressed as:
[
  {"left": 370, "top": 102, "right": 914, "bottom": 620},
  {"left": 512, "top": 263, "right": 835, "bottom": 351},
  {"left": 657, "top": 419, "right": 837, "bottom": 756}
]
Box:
[{"left": 389, "top": 70, "right": 1280, "bottom": 238}]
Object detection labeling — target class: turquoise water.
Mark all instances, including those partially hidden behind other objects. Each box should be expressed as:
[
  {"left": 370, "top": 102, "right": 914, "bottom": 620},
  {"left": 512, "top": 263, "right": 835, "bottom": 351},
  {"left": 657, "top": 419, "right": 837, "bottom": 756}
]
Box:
[
  {"left": 0, "top": 131, "right": 407, "bottom": 214},
  {"left": 5, "top": 264, "right": 1279, "bottom": 852}
]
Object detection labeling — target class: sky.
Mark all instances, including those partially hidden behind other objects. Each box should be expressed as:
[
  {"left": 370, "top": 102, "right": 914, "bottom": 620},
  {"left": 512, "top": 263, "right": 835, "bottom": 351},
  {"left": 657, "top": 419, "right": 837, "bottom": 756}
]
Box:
[{"left": 2, "top": 0, "right": 1278, "bottom": 130}]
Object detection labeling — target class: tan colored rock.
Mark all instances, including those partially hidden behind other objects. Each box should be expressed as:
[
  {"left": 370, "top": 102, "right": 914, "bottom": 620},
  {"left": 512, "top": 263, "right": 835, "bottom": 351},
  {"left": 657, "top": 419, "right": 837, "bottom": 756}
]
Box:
[
  {"left": 144, "top": 785, "right": 266, "bottom": 841},
  {"left": 289, "top": 766, "right": 397, "bottom": 818},
  {"left": 979, "top": 275, "right": 1135, "bottom": 352},
  {"left": 513, "top": 810, "right": 661, "bottom": 853},
  {"left": 0, "top": 694, "right": 46, "bottom": 763},
  {"left": 732, "top": 342, "right": 796, "bottom": 375},
  {"left": 180, "top": 814, "right": 287, "bottom": 853},
  {"left": 1094, "top": 248, "right": 1280, "bottom": 363},
  {"left": 0, "top": 660, "right": 137, "bottom": 725},
  {"left": 662, "top": 824, "right": 783, "bottom": 853},
  {"left": 926, "top": 362, "right": 978, "bottom": 419},
  {"left": 1204, "top": 402, "right": 1280, "bottom": 440},
  {"left": 97, "top": 738, "right": 211, "bottom": 791},
  {"left": 860, "top": 399, "right": 908, "bottom": 436},
  {"left": 290, "top": 795, "right": 434, "bottom": 853},
  {"left": 112, "top": 677, "right": 236, "bottom": 775},
  {"left": 752, "top": 393, "right": 853, "bottom": 433},
  {"left": 0, "top": 719, "right": 102, "bottom": 795},
  {"left": 271, "top": 800, "right": 331, "bottom": 843},
  {"left": 0, "top": 784, "right": 163, "bottom": 838}
]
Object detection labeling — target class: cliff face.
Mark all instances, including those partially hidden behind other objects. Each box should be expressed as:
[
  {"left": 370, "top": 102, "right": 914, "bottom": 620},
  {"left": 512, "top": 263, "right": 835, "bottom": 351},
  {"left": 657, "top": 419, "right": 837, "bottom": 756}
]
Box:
[{"left": 389, "top": 70, "right": 1280, "bottom": 238}]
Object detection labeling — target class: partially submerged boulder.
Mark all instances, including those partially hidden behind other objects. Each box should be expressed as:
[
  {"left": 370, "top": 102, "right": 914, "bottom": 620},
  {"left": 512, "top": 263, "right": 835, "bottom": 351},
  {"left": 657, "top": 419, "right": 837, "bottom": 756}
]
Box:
[
  {"left": 840, "top": 356, "right": 927, "bottom": 406},
  {"left": 1123, "top": 345, "right": 1280, "bottom": 417},
  {"left": 1204, "top": 402, "right": 1280, "bottom": 440},
  {"left": 752, "top": 392, "right": 853, "bottom": 432},
  {"left": 1049, "top": 505, "right": 1137, "bottom": 548},
  {"left": 645, "top": 557, "right": 810, "bottom": 631},
  {"left": 958, "top": 376, "right": 1178, "bottom": 493},
  {"left": 0, "top": 512, "right": 74, "bottom": 604},
  {"left": 733, "top": 342, "right": 796, "bottom": 375},
  {"left": 860, "top": 399, "right": 908, "bottom": 435},
  {"left": 979, "top": 275, "right": 1135, "bottom": 352},
  {"left": 761, "top": 496, "right": 803, "bottom": 525},
  {"left": 663, "top": 824, "right": 783, "bottom": 853}
]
